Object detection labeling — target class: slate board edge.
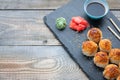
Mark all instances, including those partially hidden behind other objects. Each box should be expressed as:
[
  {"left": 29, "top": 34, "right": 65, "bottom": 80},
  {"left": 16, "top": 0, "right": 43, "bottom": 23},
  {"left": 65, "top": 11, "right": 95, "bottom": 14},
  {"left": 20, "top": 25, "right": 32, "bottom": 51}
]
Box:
[
  {"left": 43, "top": 0, "right": 120, "bottom": 79},
  {"left": 43, "top": 16, "right": 91, "bottom": 79}
]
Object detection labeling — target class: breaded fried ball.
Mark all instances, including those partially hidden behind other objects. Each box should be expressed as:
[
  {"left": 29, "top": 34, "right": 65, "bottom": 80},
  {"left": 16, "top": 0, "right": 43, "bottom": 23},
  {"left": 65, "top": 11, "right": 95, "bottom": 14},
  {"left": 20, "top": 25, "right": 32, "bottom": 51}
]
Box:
[
  {"left": 103, "top": 64, "right": 120, "bottom": 80},
  {"left": 109, "top": 48, "right": 120, "bottom": 65},
  {"left": 82, "top": 41, "right": 98, "bottom": 57},
  {"left": 87, "top": 28, "right": 102, "bottom": 43},
  {"left": 99, "top": 39, "right": 112, "bottom": 52},
  {"left": 94, "top": 51, "right": 109, "bottom": 68}
]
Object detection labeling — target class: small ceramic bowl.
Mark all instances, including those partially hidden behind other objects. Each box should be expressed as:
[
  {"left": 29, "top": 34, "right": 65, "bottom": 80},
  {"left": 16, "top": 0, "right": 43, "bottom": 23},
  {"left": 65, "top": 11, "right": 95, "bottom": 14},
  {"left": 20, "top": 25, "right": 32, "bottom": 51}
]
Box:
[{"left": 84, "top": 0, "right": 109, "bottom": 19}]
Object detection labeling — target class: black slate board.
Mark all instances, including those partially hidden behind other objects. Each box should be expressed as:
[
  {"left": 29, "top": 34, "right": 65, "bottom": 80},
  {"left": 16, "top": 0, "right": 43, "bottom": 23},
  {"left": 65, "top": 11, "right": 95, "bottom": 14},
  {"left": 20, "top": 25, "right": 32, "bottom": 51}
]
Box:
[{"left": 44, "top": 0, "right": 120, "bottom": 80}]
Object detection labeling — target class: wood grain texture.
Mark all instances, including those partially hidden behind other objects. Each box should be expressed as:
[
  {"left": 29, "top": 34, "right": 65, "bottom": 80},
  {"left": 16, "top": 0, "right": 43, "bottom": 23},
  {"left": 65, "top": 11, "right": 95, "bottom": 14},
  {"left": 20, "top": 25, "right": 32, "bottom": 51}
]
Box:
[
  {"left": 0, "top": 10, "right": 60, "bottom": 46},
  {"left": 0, "top": 46, "right": 88, "bottom": 80},
  {"left": 0, "top": 0, "right": 70, "bottom": 9},
  {"left": 0, "top": 11, "right": 119, "bottom": 46},
  {"left": 0, "top": 0, "right": 119, "bottom": 9},
  {"left": 108, "top": 0, "right": 120, "bottom": 9}
]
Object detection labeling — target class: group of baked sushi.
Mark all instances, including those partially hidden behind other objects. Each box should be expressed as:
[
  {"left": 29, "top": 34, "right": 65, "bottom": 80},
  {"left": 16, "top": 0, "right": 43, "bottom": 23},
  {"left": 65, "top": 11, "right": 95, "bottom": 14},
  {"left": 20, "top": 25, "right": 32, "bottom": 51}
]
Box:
[{"left": 82, "top": 28, "right": 120, "bottom": 80}]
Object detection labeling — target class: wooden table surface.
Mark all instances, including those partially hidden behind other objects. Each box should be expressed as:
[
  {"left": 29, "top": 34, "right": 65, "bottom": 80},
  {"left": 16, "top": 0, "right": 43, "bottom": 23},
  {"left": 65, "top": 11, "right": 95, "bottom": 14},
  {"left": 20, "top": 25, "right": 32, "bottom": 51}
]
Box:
[{"left": 0, "top": 0, "right": 119, "bottom": 80}]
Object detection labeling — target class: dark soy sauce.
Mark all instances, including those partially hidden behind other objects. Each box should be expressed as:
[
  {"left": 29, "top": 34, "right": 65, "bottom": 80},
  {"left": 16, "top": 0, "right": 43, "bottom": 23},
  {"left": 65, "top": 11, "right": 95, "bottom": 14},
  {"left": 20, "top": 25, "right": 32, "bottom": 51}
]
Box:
[{"left": 86, "top": 2, "right": 105, "bottom": 16}]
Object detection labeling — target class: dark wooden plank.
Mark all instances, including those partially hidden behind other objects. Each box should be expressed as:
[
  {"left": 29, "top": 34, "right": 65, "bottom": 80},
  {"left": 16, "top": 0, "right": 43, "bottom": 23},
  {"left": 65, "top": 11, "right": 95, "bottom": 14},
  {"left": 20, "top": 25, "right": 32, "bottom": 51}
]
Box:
[
  {"left": 0, "top": 11, "right": 119, "bottom": 46},
  {"left": 44, "top": 0, "right": 120, "bottom": 80},
  {"left": 0, "top": 0, "right": 119, "bottom": 9},
  {"left": 0, "top": 46, "right": 88, "bottom": 80}
]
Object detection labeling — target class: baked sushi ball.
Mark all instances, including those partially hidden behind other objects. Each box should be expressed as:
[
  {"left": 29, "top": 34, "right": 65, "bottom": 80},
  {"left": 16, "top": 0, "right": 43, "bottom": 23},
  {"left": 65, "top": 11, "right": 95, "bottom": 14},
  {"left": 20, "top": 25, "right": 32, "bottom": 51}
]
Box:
[
  {"left": 82, "top": 41, "right": 98, "bottom": 57},
  {"left": 109, "top": 48, "right": 120, "bottom": 65},
  {"left": 103, "top": 64, "right": 120, "bottom": 80},
  {"left": 87, "top": 28, "right": 102, "bottom": 43},
  {"left": 99, "top": 39, "right": 112, "bottom": 52},
  {"left": 93, "top": 51, "right": 109, "bottom": 68}
]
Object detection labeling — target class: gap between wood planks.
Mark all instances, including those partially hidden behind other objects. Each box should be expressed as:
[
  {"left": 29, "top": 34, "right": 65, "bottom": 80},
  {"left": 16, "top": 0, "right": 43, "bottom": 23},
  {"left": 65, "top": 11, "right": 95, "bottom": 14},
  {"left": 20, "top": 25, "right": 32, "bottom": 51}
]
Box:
[{"left": 0, "top": 10, "right": 119, "bottom": 46}]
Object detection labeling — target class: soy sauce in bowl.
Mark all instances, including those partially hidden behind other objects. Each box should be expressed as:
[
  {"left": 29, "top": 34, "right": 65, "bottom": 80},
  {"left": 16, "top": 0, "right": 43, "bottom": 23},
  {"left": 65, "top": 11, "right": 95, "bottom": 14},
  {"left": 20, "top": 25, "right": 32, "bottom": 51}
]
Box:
[
  {"left": 87, "top": 2, "right": 105, "bottom": 17},
  {"left": 84, "top": 0, "right": 109, "bottom": 19}
]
